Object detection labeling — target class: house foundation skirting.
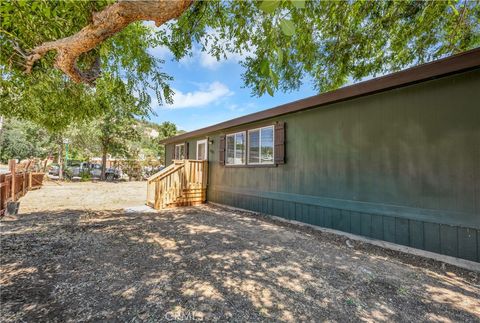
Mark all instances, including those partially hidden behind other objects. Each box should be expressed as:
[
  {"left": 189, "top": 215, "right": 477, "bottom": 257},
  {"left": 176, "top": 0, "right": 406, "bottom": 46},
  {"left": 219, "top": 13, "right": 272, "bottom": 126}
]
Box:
[{"left": 208, "top": 188, "right": 479, "bottom": 263}]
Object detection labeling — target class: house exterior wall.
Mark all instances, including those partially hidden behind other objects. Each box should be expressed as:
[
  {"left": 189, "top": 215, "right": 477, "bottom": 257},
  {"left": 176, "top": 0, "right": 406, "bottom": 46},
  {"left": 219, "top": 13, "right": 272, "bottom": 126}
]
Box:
[{"left": 166, "top": 69, "right": 480, "bottom": 262}]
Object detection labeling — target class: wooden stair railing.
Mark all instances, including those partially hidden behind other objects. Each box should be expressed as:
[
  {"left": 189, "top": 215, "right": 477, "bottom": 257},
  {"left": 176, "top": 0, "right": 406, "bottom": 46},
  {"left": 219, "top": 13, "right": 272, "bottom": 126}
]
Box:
[{"left": 146, "top": 160, "right": 208, "bottom": 210}]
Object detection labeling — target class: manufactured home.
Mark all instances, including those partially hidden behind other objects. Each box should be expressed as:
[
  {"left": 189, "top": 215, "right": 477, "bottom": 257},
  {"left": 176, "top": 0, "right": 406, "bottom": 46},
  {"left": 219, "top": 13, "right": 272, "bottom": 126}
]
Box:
[{"left": 156, "top": 48, "right": 480, "bottom": 262}]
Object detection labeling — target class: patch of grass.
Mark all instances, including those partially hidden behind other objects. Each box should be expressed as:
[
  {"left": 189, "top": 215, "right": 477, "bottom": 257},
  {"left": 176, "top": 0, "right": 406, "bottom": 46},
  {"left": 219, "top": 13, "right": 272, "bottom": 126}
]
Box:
[
  {"left": 366, "top": 272, "right": 376, "bottom": 281},
  {"left": 345, "top": 298, "right": 358, "bottom": 306},
  {"left": 81, "top": 173, "right": 92, "bottom": 182},
  {"left": 397, "top": 286, "right": 409, "bottom": 296}
]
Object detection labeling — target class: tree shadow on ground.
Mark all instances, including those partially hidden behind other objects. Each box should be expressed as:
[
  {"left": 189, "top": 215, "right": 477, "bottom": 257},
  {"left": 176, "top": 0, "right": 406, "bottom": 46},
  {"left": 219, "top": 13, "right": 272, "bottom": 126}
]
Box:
[{"left": 1, "top": 206, "right": 479, "bottom": 322}]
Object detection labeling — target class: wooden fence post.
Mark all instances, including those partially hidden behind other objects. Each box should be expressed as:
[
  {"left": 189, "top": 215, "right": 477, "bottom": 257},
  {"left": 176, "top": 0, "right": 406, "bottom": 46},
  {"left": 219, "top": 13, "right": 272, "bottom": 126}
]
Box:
[{"left": 8, "top": 159, "right": 16, "bottom": 202}]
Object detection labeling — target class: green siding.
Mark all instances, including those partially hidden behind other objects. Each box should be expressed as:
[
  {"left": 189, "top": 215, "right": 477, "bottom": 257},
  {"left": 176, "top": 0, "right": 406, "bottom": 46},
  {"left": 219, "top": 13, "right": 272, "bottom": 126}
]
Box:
[
  {"left": 166, "top": 69, "right": 480, "bottom": 261},
  {"left": 409, "top": 220, "right": 424, "bottom": 250},
  {"left": 424, "top": 223, "right": 441, "bottom": 254},
  {"left": 371, "top": 215, "right": 384, "bottom": 240},
  {"left": 440, "top": 224, "right": 458, "bottom": 257},
  {"left": 383, "top": 216, "right": 396, "bottom": 243},
  {"left": 457, "top": 228, "right": 477, "bottom": 261},
  {"left": 395, "top": 218, "right": 410, "bottom": 246}
]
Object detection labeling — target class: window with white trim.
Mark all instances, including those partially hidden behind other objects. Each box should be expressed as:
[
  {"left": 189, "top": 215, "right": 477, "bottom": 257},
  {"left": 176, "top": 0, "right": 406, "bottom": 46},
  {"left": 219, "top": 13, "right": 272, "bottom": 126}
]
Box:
[
  {"left": 196, "top": 139, "right": 208, "bottom": 160},
  {"left": 226, "top": 132, "right": 245, "bottom": 165},
  {"left": 248, "top": 125, "right": 274, "bottom": 165},
  {"left": 174, "top": 144, "right": 185, "bottom": 159}
]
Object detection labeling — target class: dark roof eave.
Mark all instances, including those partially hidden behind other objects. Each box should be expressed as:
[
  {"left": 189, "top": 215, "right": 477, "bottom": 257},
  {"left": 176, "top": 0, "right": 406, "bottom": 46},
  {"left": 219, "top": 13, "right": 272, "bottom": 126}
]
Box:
[{"left": 160, "top": 47, "right": 480, "bottom": 145}]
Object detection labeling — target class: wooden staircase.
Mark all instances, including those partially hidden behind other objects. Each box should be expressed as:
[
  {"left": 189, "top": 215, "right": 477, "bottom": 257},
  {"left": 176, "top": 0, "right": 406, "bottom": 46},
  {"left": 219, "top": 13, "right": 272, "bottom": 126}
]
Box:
[{"left": 146, "top": 159, "right": 208, "bottom": 210}]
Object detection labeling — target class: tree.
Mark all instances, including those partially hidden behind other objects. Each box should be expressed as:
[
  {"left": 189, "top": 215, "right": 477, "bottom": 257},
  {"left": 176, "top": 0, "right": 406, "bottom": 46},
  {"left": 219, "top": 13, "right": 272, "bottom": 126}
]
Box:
[
  {"left": 130, "top": 120, "right": 180, "bottom": 161},
  {"left": 0, "top": 117, "right": 56, "bottom": 163},
  {"left": 90, "top": 75, "right": 149, "bottom": 180},
  {"left": 0, "top": 71, "right": 99, "bottom": 132},
  {"left": 157, "top": 121, "right": 179, "bottom": 140},
  {"left": 63, "top": 120, "right": 103, "bottom": 161},
  {"left": 1, "top": 0, "right": 172, "bottom": 131},
  {"left": 3, "top": 1, "right": 480, "bottom": 87},
  {"left": 1, "top": 1, "right": 479, "bottom": 129},
  {"left": 144, "top": 121, "right": 180, "bottom": 161}
]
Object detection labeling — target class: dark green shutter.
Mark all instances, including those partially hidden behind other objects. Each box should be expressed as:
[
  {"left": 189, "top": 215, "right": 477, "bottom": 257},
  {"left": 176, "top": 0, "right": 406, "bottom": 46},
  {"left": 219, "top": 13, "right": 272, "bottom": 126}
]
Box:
[
  {"left": 219, "top": 135, "right": 226, "bottom": 165},
  {"left": 274, "top": 122, "right": 285, "bottom": 164}
]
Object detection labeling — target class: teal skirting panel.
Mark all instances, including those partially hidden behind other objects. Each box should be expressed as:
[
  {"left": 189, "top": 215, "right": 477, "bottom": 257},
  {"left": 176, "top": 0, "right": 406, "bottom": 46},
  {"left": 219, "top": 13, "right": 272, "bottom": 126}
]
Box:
[{"left": 208, "top": 189, "right": 479, "bottom": 263}]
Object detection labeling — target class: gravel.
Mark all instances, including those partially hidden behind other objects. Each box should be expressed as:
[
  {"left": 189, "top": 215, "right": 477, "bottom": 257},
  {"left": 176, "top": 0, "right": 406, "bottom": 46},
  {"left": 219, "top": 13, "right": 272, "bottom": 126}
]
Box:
[{"left": 1, "top": 182, "right": 479, "bottom": 322}]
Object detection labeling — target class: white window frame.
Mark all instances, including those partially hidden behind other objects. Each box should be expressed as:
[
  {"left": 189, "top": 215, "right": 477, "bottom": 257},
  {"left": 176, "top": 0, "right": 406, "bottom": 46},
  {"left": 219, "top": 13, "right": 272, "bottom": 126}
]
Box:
[
  {"left": 247, "top": 125, "right": 275, "bottom": 165},
  {"left": 225, "top": 131, "right": 246, "bottom": 165},
  {"left": 196, "top": 139, "right": 208, "bottom": 160},
  {"left": 174, "top": 143, "right": 185, "bottom": 160}
]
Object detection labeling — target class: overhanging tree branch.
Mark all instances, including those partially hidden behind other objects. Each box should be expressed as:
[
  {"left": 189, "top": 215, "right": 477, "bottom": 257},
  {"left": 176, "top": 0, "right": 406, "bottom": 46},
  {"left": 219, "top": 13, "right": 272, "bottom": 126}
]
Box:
[{"left": 24, "top": 0, "right": 193, "bottom": 84}]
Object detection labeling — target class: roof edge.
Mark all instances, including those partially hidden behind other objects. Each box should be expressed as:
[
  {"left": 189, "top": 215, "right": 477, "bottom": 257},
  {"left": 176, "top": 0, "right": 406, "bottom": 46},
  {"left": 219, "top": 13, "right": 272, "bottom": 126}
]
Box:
[{"left": 161, "top": 47, "right": 480, "bottom": 144}]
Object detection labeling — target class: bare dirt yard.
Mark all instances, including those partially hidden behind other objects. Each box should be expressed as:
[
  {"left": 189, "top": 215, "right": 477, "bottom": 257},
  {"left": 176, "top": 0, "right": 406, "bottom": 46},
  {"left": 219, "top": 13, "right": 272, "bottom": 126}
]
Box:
[
  {"left": 18, "top": 181, "right": 147, "bottom": 212},
  {"left": 1, "top": 182, "right": 479, "bottom": 322}
]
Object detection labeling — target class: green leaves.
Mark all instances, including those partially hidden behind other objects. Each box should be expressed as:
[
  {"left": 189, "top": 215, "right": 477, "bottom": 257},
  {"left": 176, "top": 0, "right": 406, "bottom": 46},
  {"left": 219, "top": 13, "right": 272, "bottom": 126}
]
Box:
[
  {"left": 0, "top": 0, "right": 169, "bottom": 130},
  {"left": 449, "top": 4, "right": 459, "bottom": 16},
  {"left": 290, "top": 0, "right": 306, "bottom": 9},
  {"left": 260, "top": 58, "right": 270, "bottom": 75},
  {"left": 280, "top": 19, "right": 296, "bottom": 36},
  {"left": 259, "top": 0, "right": 305, "bottom": 14},
  {"left": 258, "top": 1, "right": 297, "bottom": 36},
  {"left": 0, "top": 117, "right": 56, "bottom": 163},
  {"left": 259, "top": 0, "right": 280, "bottom": 14},
  {"left": 276, "top": 48, "right": 284, "bottom": 65},
  {"left": 2, "top": 0, "right": 480, "bottom": 115}
]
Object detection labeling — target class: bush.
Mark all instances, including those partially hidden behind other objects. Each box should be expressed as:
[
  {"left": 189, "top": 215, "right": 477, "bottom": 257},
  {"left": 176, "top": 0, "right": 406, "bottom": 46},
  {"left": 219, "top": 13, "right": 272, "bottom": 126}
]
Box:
[{"left": 80, "top": 172, "right": 91, "bottom": 182}]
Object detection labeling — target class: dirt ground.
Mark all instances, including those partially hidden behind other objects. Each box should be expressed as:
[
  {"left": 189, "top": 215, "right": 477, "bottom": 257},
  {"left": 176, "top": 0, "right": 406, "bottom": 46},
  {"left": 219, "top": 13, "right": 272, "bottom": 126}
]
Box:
[
  {"left": 18, "top": 181, "right": 147, "bottom": 212},
  {"left": 1, "top": 182, "right": 479, "bottom": 322}
]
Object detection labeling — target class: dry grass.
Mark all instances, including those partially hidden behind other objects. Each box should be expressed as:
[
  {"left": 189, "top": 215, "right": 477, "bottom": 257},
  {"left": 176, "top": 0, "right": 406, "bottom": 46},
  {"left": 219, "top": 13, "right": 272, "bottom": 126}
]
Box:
[
  {"left": 19, "top": 181, "right": 146, "bottom": 212},
  {"left": 1, "top": 182, "right": 479, "bottom": 322}
]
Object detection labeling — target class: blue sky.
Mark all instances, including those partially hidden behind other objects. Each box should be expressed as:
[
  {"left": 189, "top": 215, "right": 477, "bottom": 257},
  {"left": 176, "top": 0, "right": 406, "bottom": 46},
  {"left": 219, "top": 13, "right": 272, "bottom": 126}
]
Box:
[{"left": 147, "top": 44, "right": 317, "bottom": 132}]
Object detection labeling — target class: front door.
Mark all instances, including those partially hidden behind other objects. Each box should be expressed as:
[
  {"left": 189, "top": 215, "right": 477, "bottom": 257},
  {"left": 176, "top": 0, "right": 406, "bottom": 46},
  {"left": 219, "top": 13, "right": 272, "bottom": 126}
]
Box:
[{"left": 196, "top": 139, "right": 208, "bottom": 160}]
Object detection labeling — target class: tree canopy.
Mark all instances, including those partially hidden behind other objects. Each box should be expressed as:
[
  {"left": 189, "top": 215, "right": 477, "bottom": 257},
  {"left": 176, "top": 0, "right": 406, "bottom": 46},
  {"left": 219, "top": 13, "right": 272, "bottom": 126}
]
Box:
[
  {"left": 0, "top": 117, "right": 56, "bottom": 163},
  {"left": 0, "top": 115, "right": 181, "bottom": 164},
  {"left": 1, "top": 0, "right": 173, "bottom": 131},
  {"left": 1, "top": 0, "right": 479, "bottom": 129}
]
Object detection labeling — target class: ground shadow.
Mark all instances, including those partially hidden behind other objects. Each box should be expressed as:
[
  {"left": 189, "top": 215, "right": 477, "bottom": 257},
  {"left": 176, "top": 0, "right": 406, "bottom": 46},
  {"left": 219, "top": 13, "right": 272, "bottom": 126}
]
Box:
[{"left": 1, "top": 205, "right": 479, "bottom": 322}]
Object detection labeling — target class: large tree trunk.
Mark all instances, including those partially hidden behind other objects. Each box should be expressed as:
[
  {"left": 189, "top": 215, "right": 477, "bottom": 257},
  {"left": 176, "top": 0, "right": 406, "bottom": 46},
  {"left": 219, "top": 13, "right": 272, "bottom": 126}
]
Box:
[
  {"left": 25, "top": 0, "right": 193, "bottom": 84},
  {"left": 101, "top": 148, "right": 108, "bottom": 181},
  {"left": 57, "top": 142, "right": 64, "bottom": 180}
]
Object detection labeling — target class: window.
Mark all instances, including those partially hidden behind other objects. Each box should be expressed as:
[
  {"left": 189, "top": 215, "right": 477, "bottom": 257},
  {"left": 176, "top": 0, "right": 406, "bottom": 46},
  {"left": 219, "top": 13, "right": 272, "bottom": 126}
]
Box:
[
  {"left": 248, "top": 126, "right": 274, "bottom": 164},
  {"left": 221, "top": 123, "right": 283, "bottom": 167},
  {"left": 226, "top": 132, "right": 245, "bottom": 165},
  {"left": 174, "top": 144, "right": 185, "bottom": 159},
  {"left": 196, "top": 139, "right": 208, "bottom": 160}
]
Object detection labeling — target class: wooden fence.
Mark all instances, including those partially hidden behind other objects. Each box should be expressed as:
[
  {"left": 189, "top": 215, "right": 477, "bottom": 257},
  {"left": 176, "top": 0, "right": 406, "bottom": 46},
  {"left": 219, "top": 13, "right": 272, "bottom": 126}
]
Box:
[{"left": 0, "top": 160, "right": 45, "bottom": 216}]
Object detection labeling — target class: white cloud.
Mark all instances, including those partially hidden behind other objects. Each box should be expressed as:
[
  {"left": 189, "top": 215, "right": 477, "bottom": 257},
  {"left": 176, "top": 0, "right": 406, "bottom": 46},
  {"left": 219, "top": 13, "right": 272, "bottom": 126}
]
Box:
[
  {"left": 198, "top": 50, "right": 246, "bottom": 70},
  {"left": 196, "top": 28, "right": 253, "bottom": 69},
  {"left": 199, "top": 50, "right": 219, "bottom": 69},
  {"left": 179, "top": 28, "right": 253, "bottom": 70},
  {"left": 164, "top": 82, "right": 234, "bottom": 109},
  {"left": 178, "top": 51, "right": 196, "bottom": 66},
  {"left": 148, "top": 45, "right": 172, "bottom": 60},
  {"left": 178, "top": 46, "right": 222, "bottom": 69},
  {"left": 146, "top": 25, "right": 254, "bottom": 70}
]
